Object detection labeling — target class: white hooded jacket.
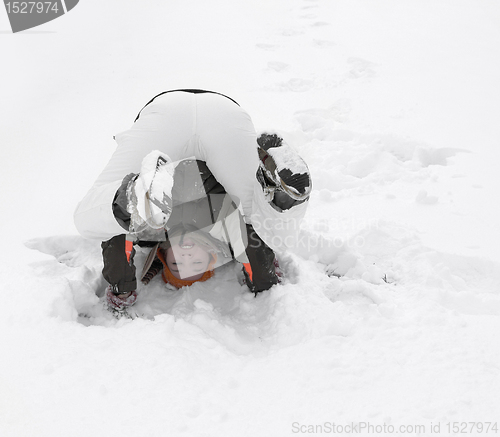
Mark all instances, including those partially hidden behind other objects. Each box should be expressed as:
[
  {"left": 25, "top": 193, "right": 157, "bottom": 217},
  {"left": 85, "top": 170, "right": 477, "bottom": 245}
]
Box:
[{"left": 74, "top": 90, "right": 307, "bottom": 254}]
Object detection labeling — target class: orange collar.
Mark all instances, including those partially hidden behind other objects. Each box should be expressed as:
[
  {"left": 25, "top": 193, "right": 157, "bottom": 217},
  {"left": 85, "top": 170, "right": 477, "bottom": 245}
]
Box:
[{"left": 156, "top": 248, "right": 215, "bottom": 289}]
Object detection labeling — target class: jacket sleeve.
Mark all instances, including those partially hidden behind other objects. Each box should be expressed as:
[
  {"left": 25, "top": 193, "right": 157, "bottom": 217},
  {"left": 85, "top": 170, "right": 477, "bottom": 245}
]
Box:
[
  {"left": 111, "top": 173, "right": 137, "bottom": 230},
  {"left": 242, "top": 224, "right": 279, "bottom": 293},
  {"left": 210, "top": 197, "right": 278, "bottom": 293}
]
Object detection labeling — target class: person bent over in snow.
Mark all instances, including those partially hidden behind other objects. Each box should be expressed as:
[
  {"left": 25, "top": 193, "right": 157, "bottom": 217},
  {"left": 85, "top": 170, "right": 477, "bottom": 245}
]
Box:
[{"left": 74, "top": 89, "right": 312, "bottom": 313}]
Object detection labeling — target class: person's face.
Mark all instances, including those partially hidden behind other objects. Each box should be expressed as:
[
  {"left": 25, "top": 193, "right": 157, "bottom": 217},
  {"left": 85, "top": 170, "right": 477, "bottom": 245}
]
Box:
[{"left": 166, "top": 237, "right": 211, "bottom": 280}]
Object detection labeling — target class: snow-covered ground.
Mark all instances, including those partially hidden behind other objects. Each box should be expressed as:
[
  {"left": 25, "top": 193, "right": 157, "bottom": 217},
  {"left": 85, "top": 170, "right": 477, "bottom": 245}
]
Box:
[{"left": 1, "top": 1, "right": 499, "bottom": 436}]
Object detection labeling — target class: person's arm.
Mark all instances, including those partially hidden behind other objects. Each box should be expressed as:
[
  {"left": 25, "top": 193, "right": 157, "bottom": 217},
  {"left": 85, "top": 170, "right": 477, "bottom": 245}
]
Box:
[
  {"left": 112, "top": 173, "right": 137, "bottom": 230},
  {"left": 214, "top": 199, "right": 279, "bottom": 293},
  {"left": 242, "top": 224, "right": 279, "bottom": 294}
]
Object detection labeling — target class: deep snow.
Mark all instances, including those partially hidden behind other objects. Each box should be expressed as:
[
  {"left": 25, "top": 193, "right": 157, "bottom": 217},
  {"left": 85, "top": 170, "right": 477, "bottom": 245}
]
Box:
[{"left": 1, "top": 1, "right": 499, "bottom": 436}]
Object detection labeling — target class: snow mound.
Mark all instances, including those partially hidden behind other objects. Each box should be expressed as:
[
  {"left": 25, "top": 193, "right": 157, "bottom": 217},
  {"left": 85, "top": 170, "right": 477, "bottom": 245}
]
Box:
[{"left": 26, "top": 219, "right": 500, "bottom": 351}]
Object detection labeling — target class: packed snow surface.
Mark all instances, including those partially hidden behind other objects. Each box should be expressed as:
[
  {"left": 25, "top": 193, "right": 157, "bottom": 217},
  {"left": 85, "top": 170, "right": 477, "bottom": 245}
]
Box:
[{"left": 1, "top": 1, "right": 499, "bottom": 436}]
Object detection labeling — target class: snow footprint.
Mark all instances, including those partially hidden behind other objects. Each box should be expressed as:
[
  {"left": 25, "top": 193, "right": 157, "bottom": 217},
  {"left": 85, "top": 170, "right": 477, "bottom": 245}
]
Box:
[
  {"left": 278, "top": 78, "right": 315, "bottom": 92},
  {"left": 267, "top": 61, "right": 289, "bottom": 72},
  {"left": 281, "top": 28, "right": 305, "bottom": 37},
  {"left": 310, "top": 21, "right": 329, "bottom": 27},
  {"left": 312, "top": 39, "right": 335, "bottom": 48},
  {"left": 256, "top": 43, "right": 278, "bottom": 51},
  {"left": 293, "top": 104, "right": 350, "bottom": 138},
  {"left": 347, "top": 57, "right": 377, "bottom": 79}
]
